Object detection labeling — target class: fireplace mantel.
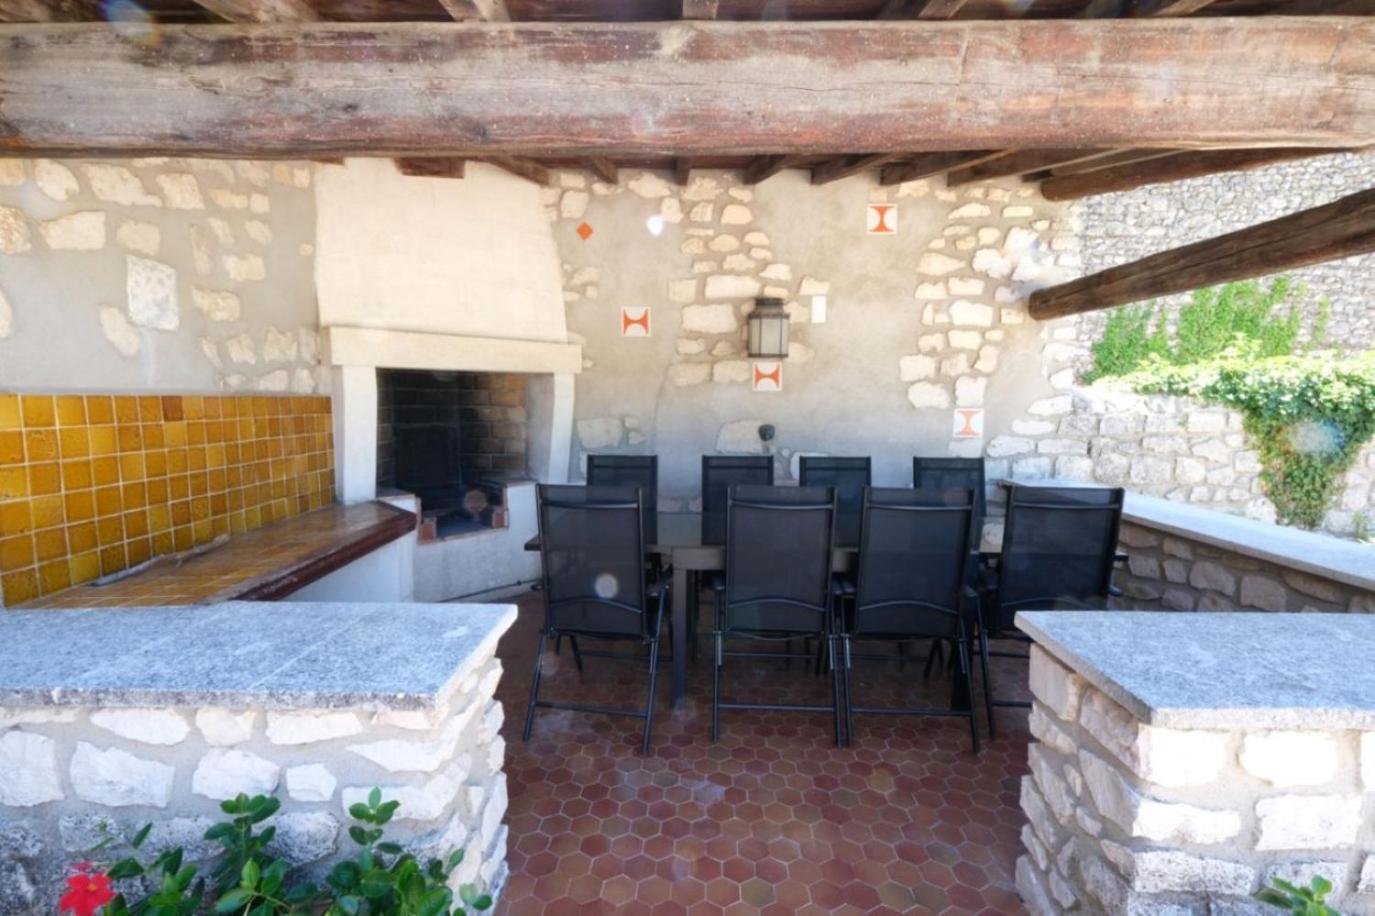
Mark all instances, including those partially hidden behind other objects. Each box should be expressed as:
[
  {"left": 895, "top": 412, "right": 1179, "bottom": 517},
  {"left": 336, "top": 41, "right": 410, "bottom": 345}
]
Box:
[{"left": 323, "top": 325, "right": 582, "bottom": 375}]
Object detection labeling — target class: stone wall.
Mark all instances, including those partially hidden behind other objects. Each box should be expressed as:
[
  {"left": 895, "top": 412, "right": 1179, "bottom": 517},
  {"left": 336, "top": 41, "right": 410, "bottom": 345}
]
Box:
[
  {"left": 0, "top": 660, "right": 509, "bottom": 914},
  {"left": 1017, "top": 646, "right": 1375, "bottom": 915},
  {"left": 1074, "top": 151, "right": 1375, "bottom": 349},
  {"left": 548, "top": 168, "right": 1079, "bottom": 501},
  {"left": 0, "top": 159, "right": 322, "bottom": 395},
  {"left": 985, "top": 386, "right": 1375, "bottom": 539},
  {"left": 1111, "top": 520, "right": 1375, "bottom": 615}
]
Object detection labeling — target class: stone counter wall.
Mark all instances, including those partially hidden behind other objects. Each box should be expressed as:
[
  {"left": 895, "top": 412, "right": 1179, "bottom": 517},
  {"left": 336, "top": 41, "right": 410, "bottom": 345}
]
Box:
[
  {"left": 1017, "top": 646, "right": 1375, "bottom": 915},
  {"left": 1111, "top": 520, "right": 1375, "bottom": 615},
  {"left": 0, "top": 657, "right": 509, "bottom": 914}
]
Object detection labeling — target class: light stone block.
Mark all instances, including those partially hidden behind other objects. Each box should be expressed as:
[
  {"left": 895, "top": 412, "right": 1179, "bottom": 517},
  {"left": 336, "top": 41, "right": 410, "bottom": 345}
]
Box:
[
  {"left": 703, "top": 275, "right": 761, "bottom": 299},
  {"left": 680, "top": 303, "right": 738, "bottom": 333},
  {"left": 156, "top": 173, "right": 205, "bottom": 209},
  {"left": 906, "top": 382, "right": 950, "bottom": 410},
  {"left": 720, "top": 204, "right": 752, "bottom": 225},
  {"left": 0, "top": 206, "right": 31, "bottom": 254},
  {"left": 341, "top": 759, "right": 468, "bottom": 824},
  {"left": 955, "top": 376, "right": 986, "bottom": 407},
  {"left": 126, "top": 255, "right": 179, "bottom": 331},
  {"left": 1362, "top": 732, "right": 1375, "bottom": 790},
  {"left": 39, "top": 211, "right": 106, "bottom": 251},
  {"left": 90, "top": 708, "right": 189, "bottom": 746},
  {"left": 1079, "top": 750, "right": 1241, "bottom": 845},
  {"left": 99, "top": 306, "right": 142, "bottom": 357},
  {"left": 1114, "top": 848, "right": 1257, "bottom": 896},
  {"left": 83, "top": 164, "right": 161, "bottom": 207},
  {"left": 193, "top": 749, "right": 280, "bottom": 800},
  {"left": 1239, "top": 731, "right": 1338, "bottom": 786},
  {"left": 1029, "top": 646, "right": 1084, "bottom": 722},
  {"left": 0, "top": 159, "right": 25, "bottom": 186},
  {"left": 917, "top": 252, "right": 966, "bottom": 276},
  {"left": 1255, "top": 795, "right": 1362, "bottom": 850},
  {"left": 265, "top": 711, "right": 364, "bottom": 746},
  {"left": 949, "top": 300, "right": 995, "bottom": 327},
  {"left": 627, "top": 172, "right": 671, "bottom": 198},
  {"left": 1029, "top": 704, "right": 1076, "bottom": 755},
  {"left": 712, "top": 361, "right": 750, "bottom": 384},
  {"left": 223, "top": 253, "right": 266, "bottom": 282},
  {"left": 115, "top": 220, "right": 161, "bottom": 256},
  {"left": 191, "top": 287, "right": 242, "bottom": 322},
  {"left": 898, "top": 355, "right": 936, "bottom": 382},
  {"left": 0, "top": 731, "right": 63, "bottom": 806},
  {"left": 35, "top": 159, "right": 80, "bottom": 201},
  {"left": 70, "top": 743, "right": 174, "bottom": 808},
  {"left": 267, "top": 812, "right": 339, "bottom": 866},
  {"left": 196, "top": 709, "right": 256, "bottom": 746},
  {"left": 1239, "top": 576, "right": 1289, "bottom": 612},
  {"left": 347, "top": 704, "right": 474, "bottom": 774},
  {"left": 668, "top": 279, "right": 697, "bottom": 303},
  {"left": 287, "top": 764, "right": 338, "bottom": 802}
]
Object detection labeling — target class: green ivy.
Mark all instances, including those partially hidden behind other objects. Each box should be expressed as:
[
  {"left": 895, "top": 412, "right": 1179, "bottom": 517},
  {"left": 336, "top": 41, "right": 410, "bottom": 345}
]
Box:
[{"left": 1126, "top": 350, "right": 1375, "bottom": 529}]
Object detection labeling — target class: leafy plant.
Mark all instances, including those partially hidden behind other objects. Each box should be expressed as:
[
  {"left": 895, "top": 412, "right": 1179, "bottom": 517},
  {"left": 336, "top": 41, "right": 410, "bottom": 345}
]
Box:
[
  {"left": 1257, "top": 875, "right": 1341, "bottom": 915},
  {"left": 70, "top": 791, "right": 493, "bottom": 916}
]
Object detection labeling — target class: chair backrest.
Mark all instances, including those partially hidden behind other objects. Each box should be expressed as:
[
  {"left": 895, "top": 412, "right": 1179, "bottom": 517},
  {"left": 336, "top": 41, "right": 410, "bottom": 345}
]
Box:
[
  {"left": 586, "top": 454, "right": 658, "bottom": 544},
  {"left": 994, "top": 485, "right": 1125, "bottom": 628},
  {"left": 913, "top": 456, "right": 986, "bottom": 521},
  {"left": 852, "top": 487, "right": 974, "bottom": 639},
  {"left": 536, "top": 484, "right": 648, "bottom": 638},
  {"left": 798, "top": 456, "right": 871, "bottom": 548},
  {"left": 702, "top": 455, "right": 774, "bottom": 546},
  {"left": 723, "top": 484, "right": 835, "bottom": 636}
]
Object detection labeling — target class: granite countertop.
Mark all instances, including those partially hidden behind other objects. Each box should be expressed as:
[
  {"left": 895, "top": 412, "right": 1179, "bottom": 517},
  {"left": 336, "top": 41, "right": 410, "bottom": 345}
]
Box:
[
  {"left": 1016, "top": 610, "right": 1375, "bottom": 730},
  {"left": 19, "top": 501, "right": 416, "bottom": 609},
  {"left": 0, "top": 601, "right": 517, "bottom": 711}
]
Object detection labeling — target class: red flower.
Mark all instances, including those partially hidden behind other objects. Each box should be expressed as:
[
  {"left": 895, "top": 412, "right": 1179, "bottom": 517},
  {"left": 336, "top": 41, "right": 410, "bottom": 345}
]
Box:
[{"left": 59, "top": 864, "right": 115, "bottom": 916}]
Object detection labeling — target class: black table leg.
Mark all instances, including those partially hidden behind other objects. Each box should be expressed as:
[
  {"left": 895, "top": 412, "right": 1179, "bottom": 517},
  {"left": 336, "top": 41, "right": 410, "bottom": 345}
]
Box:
[{"left": 671, "top": 564, "right": 690, "bottom": 707}]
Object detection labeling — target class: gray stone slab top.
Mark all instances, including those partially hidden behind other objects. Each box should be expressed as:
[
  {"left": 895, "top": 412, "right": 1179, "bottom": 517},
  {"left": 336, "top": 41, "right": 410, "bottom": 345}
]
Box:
[
  {"left": 0, "top": 601, "right": 517, "bottom": 712},
  {"left": 1016, "top": 610, "right": 1375, "bottom": 730}
]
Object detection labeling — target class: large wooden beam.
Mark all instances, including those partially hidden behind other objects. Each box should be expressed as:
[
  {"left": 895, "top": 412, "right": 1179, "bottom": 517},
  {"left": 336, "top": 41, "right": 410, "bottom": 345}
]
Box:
[
  {"left": 1, "top": 20, "right": 1372, "bottom": 158},
  {"left": 878, "top": 150, "right": 1003, "bottom": 185},
  {"left": 1029, "top": 188, "right": 1375, "bottom": 320},
  {"left": 191, "top": 0, "right": 319, "bottom": 22},
  {"left": 1040, "top": 148, "right": 1351, "bottom": 200}
]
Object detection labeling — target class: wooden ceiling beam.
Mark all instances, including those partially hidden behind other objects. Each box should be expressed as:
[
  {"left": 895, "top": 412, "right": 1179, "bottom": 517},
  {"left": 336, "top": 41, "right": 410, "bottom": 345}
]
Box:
[
  {"left": 878, "top": 150, "right": 1005, "bottom": 186},
  {"left": 1029, "top": 187, "right": 1375, "bottom": 320},
  {"left": 190, "top": 0, "right": 319, "bottom": 21},
  {"left": 583, "top": 156, "right": 618, "bottom": 184},
  {"left": 879, "top": 0, "right": 970, "bottom": 19},
  {"left": 435, "top": 0, "right": 509, "bottom": 20},
  {"left": 482, "top": 155, "right": 550, "bottom": 186},
  {"left": 742, "top": 154, "right": 808, "bottom": 185},
  {"left": 1041, "top": 148, "right": 1353, "bottom": 201},
  {"left": 395, "top": 157, "right": 466, "bottom": 178},
  {"left": 0, "top": 1, "right": 97, "bottom": 20},
  {"left": 944, "top": 148, "right": 1119, "bottom": 186},
  {"left": 811, "top": 153, "right": 904, "bottom": 185},
  {"left": 2, "top": 21, "right": 1371, "bottom": 158},
  {"left": 1024, "top": 148, "right": 1180, "bottom": 181}
]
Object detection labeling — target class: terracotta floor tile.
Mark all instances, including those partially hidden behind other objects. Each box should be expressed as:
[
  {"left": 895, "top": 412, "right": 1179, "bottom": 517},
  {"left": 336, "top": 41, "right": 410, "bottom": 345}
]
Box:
[{"left": 494, "top": 594, "right": 1031, "bottom": 915}]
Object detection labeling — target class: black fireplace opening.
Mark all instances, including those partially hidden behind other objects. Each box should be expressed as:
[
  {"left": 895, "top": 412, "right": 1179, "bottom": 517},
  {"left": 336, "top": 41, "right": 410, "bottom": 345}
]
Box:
[{"left": 376, "top": 369, "right": 528, "bottom": 538}]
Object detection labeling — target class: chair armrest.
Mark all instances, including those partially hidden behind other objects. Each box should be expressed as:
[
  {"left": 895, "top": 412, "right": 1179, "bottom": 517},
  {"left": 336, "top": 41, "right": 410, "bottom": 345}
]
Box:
[{"left": 1107, "top": 585, "right": 1123, "bottom": 598}]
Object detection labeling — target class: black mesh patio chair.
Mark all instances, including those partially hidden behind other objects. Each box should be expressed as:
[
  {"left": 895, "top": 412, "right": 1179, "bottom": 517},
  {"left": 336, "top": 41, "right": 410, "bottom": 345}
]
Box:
[
  {"left": 798, "top": 456, "right": 871, "bottom": 549},
  {"left": 587, "top": 454, "right": 659, "bottom": 545},
  {"left": 979, "top": 485, "right": 1124, "bottom": 735},
  {"left": 524, "top": 484, "right": 668, "bottom": 755},
  {"left": 840, "top": 487, "right": 980, "bottom": 752},
  {"left": 701, "top": 455, "right": 774, "bottom": 546},
  {"left": 912, "top": 457, "right": 988, "bottom": 674},
  {"left": 711, "top": 484, "right": 842, "bottom": 745}
]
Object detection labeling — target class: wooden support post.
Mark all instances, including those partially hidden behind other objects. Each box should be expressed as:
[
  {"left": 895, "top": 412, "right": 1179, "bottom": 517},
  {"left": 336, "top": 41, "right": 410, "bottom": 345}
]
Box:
[
  {"left": 879, "top": 0, "right": 970, "bottom": 18},
  {"left": 1040, "top": 148, "right": 1349, "bottom": 201},
  {"left": 1133, "top": 0, "right": 1218, "bottom": 14},
  {"left": 583, "top": 157, "right": 618, "bottom": 184},
  {"left": 811, "top": 153, "right": 903, "bottom": 185},
  {"left": 0, "top": 0, "right": 97, "bottom": 19},
  {"left": 742, "top": 155, "right": 807, "bottom": 185},
  {"left": 673, "top": 158, "right": 694, "bottom": 186},
  {"left": 1024, "top": 148, "right": 1180, "bottom": 181},
  {"left": 436, "top": 0, "right": 510, "bottom": 20},
  {"left": 945, "top": 148, "right": 1114, "bottom": 185},
  {"left": 681, "top": 0, "right": 719, "bottom": 18},
  {"left": 878, "top": 150, "right": 1004, "bottom": 185},
  {"left": 190, "top": 0, "right": 318, "bottom": 21},
  {"left": 1028, "top": 188, "right": 1375, "bottom": 320},
  {"left": 395, "top": 157, "right": 466, "bottom": 178},
  {"left": 482, "top": 156, "right": 550, "bottom": 186}
]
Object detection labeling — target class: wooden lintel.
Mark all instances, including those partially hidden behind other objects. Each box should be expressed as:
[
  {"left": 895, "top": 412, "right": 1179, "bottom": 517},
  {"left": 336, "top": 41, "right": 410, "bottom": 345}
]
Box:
[
  {"left": 742, "top": 154, "right": 807, "bottom": 185},
  {"left": 435, "top": 0, "right": 509, "bottom": 20},
  {"left": 681, "top": 0, "right": 719, "bottom": 18},
  {"left": 395, "top": 157, "right": 466, "bottom": 179},
  {"left": 1041, "top": 148, "right": 1351, "bottom": 201},
  {"left": 191, "top": 0, "right": 318, "bottom": 21},
  {"left": 583, "top": 156, "right": 618, "bottom": 184},
  {"left": 1, "top": 21, "right": 1372, "bottom": 158},
  {"left": 673, "top": 158, "right": 694, "bottom": 186},
  {"left": 482, "top": 155, "right": 550, "bottom": 186},
  {"left": 878, "top": 150, "right": 1004, "bottom": 185},
  {"left": 879, "top": 0, "right": 970, "bottom": 18},
  {"left": 0, "top": 0, "right": 97, "bottom": 20},
  {"left": 945, "top": 148, "right": 1115, "bottom": 186},
  {"left": 811, "top": 153, "right": 903, "bottom": 185},
  {"left": 1029, "top": 187, "right": 1375, "bottom": 320}
]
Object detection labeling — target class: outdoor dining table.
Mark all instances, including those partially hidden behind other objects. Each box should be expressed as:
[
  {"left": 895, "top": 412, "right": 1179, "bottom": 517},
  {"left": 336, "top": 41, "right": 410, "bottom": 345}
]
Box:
[{"left": 524, "top": 511, "right": 993, "bottom": 710}]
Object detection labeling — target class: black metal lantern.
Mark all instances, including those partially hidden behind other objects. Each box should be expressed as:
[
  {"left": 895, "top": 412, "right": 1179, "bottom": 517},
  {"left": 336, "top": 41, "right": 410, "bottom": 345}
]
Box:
[{"left": 747, "top": 297, "right": 790, "bottom": 358}]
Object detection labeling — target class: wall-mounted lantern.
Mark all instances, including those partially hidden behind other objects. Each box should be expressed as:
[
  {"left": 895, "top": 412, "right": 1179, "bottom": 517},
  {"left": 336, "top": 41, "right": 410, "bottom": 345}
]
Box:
[{"left": 747, "top": 297, "right": 790, "bottom": 359}]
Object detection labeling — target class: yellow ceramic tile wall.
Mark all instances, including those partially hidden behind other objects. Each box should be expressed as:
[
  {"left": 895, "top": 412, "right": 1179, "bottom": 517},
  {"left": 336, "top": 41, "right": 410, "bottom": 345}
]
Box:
[{"left": 0, "top": 393, "right": 335, "bottom": 606}]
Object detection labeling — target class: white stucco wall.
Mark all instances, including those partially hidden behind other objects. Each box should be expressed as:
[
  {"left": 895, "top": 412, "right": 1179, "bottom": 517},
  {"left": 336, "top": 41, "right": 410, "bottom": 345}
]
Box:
[{"left": 313, "top": 160, "right": 569, "bottom": 343}]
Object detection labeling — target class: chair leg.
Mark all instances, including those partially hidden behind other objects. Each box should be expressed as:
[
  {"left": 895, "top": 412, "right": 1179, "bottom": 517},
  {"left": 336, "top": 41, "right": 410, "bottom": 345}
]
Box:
[
  {"left": 641, "top": 634, "right": 662, "bottom": 756},
  {"left": 978, "top": 625, "right": 996, "bottom": 739},
  {"left": 923, "top": 638, "right": 945, "bottom": 680},
  {"left": 958, "top": 637, "right": 981, "bottom": 755},
  {"left": 569, "top": 635, "right": 584, "bottom": 676},
  {"left": 522, "top": 630, "right": 548, "bottom": 742},
  {"left": 839, "top": 635, "right": 854, "bottom": 748},
  {"left": 711, "top": 630, "right": 723, "bottom": 743}
]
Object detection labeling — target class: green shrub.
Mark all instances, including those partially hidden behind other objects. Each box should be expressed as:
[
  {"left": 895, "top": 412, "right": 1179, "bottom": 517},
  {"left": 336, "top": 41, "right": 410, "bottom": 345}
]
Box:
[{"left": 1257, "top": 874, "right": 1341, "bottom": 914}]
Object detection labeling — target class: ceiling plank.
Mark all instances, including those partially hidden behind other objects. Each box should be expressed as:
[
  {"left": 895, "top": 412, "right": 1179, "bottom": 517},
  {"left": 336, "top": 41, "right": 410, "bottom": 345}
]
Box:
[
  {"left": 1041, "top": 148, "right": 1353, "bottom": 201},
  {"left": 1024, "top": 148, "right": 1180, "bottom": 181},
  {"left": 811, "top": 153, "right": 904, "bottom": 185},
  {"left": 583, "top": 156, "right": 618, "bottom": 184},
  {"left": 395, "top": 157, "right": 466, "bottom": 178},
  {"left": 482, "top": 155, "right": 550, "bottom": 186},
  {"left": 435, "top": 0, "right": 510, "bottom": 20},
  {"left": 190, "top": 0, "right": 319, "bottom": 21},
  {"left": 878, "top": 0, "right": 970, "bottom": 19},
  {"left": 945, "top": 148, "right": 1116, "bottom": 186},
  {"left": 1029, "top": 187, "right": 1375, "bottom": 320},
  {"left": 742, "top": 154, "right": 808, "bottom": 185},
  {"left": 2, "top": 20, "right": 1371, "bottom": 159},
  {"left": 681, "top": 0, "right": 719, "bottom": 18},
  {"left": 878, "top": 150, "right": 1005, "bottom": 186},
  {"left": 0, "top": 1, "right": 98, "bottom": 20}
]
